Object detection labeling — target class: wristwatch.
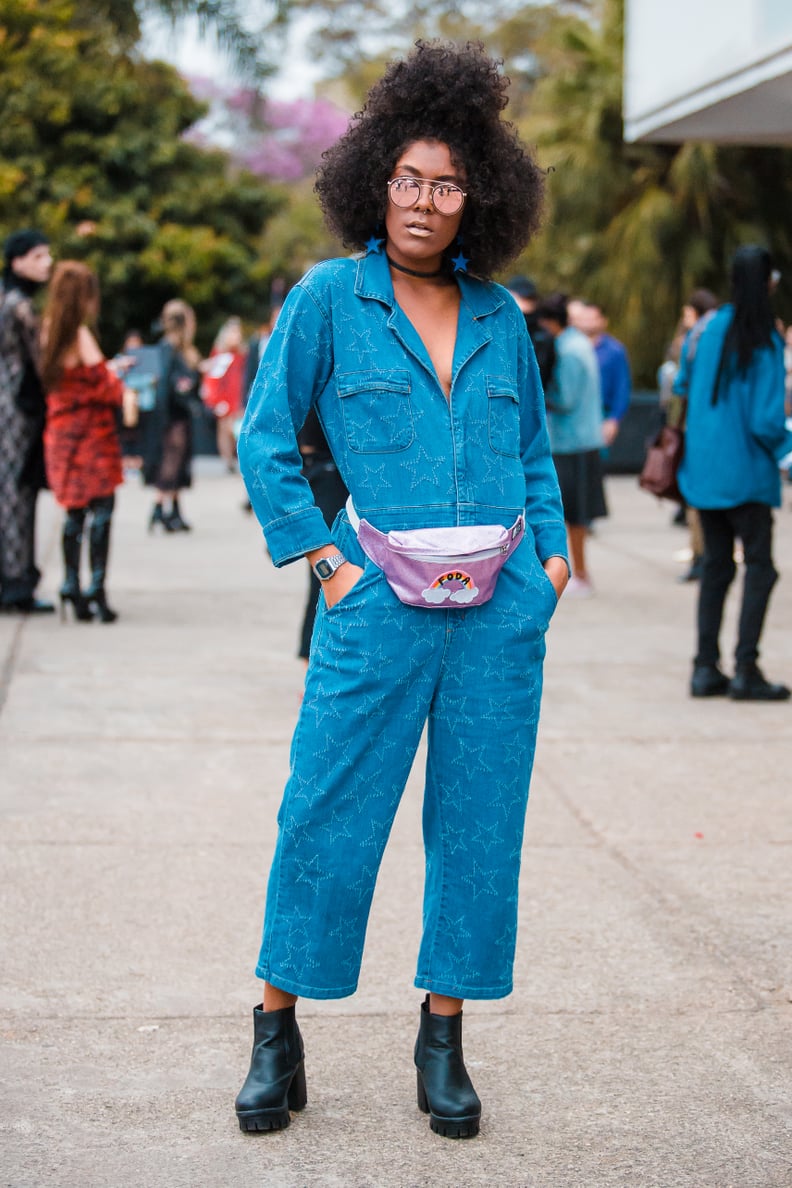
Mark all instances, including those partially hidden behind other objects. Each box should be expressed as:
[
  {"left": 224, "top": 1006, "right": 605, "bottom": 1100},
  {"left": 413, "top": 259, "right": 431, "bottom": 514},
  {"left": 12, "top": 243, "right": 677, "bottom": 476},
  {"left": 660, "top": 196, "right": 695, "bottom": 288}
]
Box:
[{"left": 312, "top": 553, "right": 347, "bottom": 581}]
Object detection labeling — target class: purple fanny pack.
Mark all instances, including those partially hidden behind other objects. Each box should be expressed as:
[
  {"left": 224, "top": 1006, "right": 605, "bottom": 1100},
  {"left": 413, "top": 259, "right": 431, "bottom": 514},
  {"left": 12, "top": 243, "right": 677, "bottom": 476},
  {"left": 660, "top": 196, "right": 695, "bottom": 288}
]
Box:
[{"left": 347, "top": 499, "right": 524, "bottom": 609}]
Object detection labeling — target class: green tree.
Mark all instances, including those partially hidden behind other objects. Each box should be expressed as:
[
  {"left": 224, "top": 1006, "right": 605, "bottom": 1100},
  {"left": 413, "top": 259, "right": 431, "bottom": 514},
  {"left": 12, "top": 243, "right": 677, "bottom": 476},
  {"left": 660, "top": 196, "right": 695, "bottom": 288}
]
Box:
[
  {"left": 0, "top": 0, "right": 282, "bottom": 350},
  {"left": 272, "top": 0, "right": 792, "bottom": 382},
  {"left": 507, "top": 0, "right": 792, "bottom": 382},
  {"left": 79, "top": 0, "right": 278, "bottom": 81},
  {"left": 257, "top": 177, "right": 343, "bottom": 282}
]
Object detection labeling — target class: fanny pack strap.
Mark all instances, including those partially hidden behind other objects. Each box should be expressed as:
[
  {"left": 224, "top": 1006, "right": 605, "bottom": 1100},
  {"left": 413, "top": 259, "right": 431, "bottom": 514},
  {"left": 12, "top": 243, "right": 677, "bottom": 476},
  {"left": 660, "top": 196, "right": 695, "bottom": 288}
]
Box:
[
  {"left": 345, "top": 497, "right": 524, "bottom": 554},
  {"left": 346, "top": 496, "right": 362, "bottom": 533}
]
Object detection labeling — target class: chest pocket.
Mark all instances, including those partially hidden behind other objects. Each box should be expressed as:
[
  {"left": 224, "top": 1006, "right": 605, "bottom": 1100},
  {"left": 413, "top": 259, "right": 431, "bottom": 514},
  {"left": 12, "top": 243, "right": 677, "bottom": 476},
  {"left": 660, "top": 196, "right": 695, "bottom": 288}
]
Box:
[
  {"left": 337, "top": 369, "right": 414, "bottom": 454},
  {"left": 487, "top": 377, "right": 520, "bottom": 458}
]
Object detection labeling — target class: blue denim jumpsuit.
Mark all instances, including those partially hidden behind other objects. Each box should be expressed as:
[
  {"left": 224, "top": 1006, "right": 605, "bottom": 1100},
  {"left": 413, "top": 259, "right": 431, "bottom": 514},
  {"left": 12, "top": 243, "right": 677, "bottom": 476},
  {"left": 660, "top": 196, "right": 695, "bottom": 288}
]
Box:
[{"left": 239, "top": 249, "right": 567, "bottom": 1000}]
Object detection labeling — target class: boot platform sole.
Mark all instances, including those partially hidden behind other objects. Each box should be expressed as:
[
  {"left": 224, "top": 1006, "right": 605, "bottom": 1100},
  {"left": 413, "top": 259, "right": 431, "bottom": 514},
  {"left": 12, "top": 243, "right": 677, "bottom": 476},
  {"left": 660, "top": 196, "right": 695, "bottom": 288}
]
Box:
[
  {"left": 728, "top": 685, "right": 790, "bottom": 701},
  {"left": 237, "top": 1107, "right": 293, "bottom": 1132},
  {"left": 236, "top": 1062, "right": 307, "bottom": 1133},
  {"left": 416, "top": 1071, "right": 480, "bottom": 1139}
]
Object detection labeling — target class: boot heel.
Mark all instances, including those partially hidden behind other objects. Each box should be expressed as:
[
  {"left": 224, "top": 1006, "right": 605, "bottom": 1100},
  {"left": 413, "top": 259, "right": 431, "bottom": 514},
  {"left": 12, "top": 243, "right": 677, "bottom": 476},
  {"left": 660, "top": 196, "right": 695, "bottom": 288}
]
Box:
[
  {"left": 59, "top": 591, "right": 94, "bottom": 623},
  {"left": 287, "top": 1061, "right": 307, "bottom": 1111},
  {"left": 86, "top": 592, "right": 118, "bottom": 623},
  {"left": 416, "top": 1070, "right": 429, "bottom": 1114}
]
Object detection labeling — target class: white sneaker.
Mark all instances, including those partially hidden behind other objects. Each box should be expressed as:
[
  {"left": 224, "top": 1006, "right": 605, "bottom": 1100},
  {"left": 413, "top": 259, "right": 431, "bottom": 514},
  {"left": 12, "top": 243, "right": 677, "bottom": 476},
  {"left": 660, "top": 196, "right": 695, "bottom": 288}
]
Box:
[{"left": 564, "top": 576, "right": 594, "bottom": 599}]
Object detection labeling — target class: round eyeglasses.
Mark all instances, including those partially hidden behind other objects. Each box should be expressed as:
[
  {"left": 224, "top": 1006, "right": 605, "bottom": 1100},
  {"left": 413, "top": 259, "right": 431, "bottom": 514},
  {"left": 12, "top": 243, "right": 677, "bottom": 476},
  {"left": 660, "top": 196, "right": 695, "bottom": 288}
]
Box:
[{"left": 387, "top": 176, "right": 467, "bottom": 216}]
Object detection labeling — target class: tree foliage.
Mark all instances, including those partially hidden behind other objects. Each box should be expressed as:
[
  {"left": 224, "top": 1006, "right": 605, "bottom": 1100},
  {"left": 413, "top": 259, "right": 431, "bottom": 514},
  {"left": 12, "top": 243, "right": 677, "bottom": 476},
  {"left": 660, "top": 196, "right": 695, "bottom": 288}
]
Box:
[
  {"left": 259, "top": 0, "right": 792, "bottom": 383},
  {"left": 0, "top": 0, "right": 282, "bottom": 351},
  {"left": 185, "top": 81, "right": 350, "bottom": 183},
  {"left": 9, "top": 0, "right": 790, "bottom": 377},
  {"left": 294, "top": 0, "right": 590, "bottom": 71},
  {"left": 80, "top": 0, "right": 279, "bottom": 81},
  {"left": 503, "top": 0, "right": 792, "bottom": 382}
]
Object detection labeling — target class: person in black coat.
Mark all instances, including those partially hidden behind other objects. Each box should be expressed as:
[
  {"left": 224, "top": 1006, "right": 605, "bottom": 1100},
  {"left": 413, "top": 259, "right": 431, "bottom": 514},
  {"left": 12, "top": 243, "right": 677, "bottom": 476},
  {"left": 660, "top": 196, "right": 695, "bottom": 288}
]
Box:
[
  {"left": 296, "top": 408, "right": 348, "bottom": 660},
  {"left": 0, "top": 229, "right": 54, "bottom": 613},
  {"left": 506, "top": 275, "right": 556, "bottom": 394},
  {"left": 140, "top": 300, "right": 202, "bottom": 533}
]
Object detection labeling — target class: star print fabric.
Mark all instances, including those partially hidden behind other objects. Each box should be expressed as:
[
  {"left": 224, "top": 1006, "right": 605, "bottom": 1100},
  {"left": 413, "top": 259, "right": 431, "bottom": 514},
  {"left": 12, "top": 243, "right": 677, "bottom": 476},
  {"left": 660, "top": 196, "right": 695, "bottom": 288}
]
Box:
[
  {"left": 238, "top": 249, "right": 567, "bottom": 1000},
  {"left": 255, "top": 512, "right": 558, "bottom": 1000},
  {"left": 238, "top": 251, "right": 567, "bottom": 568}
]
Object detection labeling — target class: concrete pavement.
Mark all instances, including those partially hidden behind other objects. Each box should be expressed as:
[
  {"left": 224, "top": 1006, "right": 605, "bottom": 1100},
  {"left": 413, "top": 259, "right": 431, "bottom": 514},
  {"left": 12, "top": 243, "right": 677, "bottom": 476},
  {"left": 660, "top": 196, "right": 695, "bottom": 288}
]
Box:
[{"left": 1, "top": 465, "right": 791, "bottom": 1187}]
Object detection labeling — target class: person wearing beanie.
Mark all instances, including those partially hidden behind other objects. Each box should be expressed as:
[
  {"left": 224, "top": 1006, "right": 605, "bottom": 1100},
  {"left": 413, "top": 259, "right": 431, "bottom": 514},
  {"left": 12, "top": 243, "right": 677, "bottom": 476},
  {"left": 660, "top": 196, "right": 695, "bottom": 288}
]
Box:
[{"left": 0, "top": 229, "right": 55, "bottom": 612}]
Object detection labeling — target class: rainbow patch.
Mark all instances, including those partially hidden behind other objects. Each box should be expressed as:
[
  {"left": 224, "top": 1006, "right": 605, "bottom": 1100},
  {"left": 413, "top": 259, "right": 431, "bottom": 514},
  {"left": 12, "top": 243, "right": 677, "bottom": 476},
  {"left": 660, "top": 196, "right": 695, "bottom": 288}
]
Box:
[{"left": 422, "top": 570, "right": 480, "bottom": 605}]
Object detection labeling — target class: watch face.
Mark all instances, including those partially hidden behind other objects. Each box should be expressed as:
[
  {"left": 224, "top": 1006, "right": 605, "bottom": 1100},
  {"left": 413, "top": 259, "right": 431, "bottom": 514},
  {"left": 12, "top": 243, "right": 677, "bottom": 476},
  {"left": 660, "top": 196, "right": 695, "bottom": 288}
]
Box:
[{"left": 315, "top": 558, "right": 334, "bottom": 580}]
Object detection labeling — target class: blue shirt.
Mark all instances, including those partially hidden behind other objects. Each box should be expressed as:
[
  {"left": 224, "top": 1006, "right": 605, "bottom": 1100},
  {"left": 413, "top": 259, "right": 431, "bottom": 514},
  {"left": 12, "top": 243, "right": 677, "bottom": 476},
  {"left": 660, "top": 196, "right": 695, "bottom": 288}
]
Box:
[
  {"left": 545, "top": 327, "right": 603, "bottom": 456},
  {"left": 677, "top": 304, "right": 791, "bottom": 509},
  {"left": 594, "top": 333, "right": 631, "bottom": 422},
  {"left": 238, "top": 250, "right": 567, "bottom": 569}
]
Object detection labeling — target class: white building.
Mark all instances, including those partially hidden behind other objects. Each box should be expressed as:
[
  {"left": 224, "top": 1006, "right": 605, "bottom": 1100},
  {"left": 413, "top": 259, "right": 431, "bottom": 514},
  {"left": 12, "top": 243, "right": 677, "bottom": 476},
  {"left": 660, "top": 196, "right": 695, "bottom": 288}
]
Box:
[{"left": 624, "top": 0, "right": 792, "bottom": 143}]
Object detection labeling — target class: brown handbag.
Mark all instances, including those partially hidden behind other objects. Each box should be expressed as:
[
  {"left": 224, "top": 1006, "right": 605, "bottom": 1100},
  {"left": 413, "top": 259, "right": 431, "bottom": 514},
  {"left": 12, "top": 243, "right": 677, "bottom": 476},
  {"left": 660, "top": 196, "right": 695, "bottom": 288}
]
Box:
[{"left": 638, "top": 396, "right": 686, "bottom": 503}]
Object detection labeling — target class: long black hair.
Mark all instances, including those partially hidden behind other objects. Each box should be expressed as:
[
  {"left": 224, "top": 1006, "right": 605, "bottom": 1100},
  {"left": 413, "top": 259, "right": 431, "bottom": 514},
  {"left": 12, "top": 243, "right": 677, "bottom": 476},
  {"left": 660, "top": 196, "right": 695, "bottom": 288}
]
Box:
[{"left": 712, "top": 245, "right": 775, "bottom": 404}]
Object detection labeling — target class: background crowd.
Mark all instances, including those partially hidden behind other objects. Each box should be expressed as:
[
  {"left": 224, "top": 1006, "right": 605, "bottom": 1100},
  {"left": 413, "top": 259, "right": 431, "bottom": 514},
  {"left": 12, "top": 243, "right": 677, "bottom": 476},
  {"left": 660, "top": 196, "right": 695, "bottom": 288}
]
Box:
[{"left": 1, "top": 223, "right": 791, "bottom": 696}]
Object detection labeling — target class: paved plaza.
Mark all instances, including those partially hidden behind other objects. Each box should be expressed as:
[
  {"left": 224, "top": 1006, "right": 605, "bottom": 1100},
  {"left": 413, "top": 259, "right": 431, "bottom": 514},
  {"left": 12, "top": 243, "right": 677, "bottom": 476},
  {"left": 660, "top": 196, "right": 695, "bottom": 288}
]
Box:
[{"left": 1, "top": 466, "right": 791, "bottom": 1187}]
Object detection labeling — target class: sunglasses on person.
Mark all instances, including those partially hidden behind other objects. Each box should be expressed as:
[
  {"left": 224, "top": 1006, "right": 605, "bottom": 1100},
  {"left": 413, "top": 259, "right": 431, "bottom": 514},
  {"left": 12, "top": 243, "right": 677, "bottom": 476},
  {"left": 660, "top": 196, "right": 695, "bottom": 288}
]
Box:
[{"left": 387, "top": 176, "right": 467, "bottom": 216}]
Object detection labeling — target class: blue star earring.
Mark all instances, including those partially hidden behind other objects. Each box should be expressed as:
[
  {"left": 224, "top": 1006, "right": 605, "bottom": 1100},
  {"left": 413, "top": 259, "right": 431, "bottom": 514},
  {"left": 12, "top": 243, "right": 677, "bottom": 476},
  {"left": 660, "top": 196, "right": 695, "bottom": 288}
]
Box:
[
  {"left": 451, "top": 234, "right": 469, "bottom": 274},
  {"left": 365, "top": 230, "right": 384, "bottom": 254}
]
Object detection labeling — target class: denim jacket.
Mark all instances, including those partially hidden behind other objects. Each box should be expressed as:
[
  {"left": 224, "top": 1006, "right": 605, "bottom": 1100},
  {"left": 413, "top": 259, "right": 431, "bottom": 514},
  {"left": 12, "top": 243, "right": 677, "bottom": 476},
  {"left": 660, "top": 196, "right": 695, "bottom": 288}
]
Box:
[
  {"left": 677, "top": 305, "right": 792, "bottom": 509},
  {"left": 545, "top": 327, "right": 603, "bottom": 455},
  {"left": 239, "top": 250, "right": 567, "bottom": 568}
]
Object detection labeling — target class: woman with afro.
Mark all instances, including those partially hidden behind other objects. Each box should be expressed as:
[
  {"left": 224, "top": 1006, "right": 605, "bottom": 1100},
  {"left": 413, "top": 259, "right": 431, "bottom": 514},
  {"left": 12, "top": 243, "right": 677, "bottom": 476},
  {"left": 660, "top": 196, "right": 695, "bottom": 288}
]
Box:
[{"left": 236, "top": 41, "right": 568, "bottom": 1139}]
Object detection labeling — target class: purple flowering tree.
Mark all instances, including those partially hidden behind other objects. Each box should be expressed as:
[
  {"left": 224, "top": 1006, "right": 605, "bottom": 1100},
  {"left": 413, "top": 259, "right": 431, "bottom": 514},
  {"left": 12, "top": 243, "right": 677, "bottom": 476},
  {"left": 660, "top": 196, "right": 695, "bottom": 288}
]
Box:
[{"left": 184, "top": 79, "right": 350, "bottom": 182}]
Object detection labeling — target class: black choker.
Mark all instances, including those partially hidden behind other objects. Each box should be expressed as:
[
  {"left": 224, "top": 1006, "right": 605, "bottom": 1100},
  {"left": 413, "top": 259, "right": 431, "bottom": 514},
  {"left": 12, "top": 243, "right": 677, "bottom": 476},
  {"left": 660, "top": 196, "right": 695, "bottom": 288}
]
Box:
[{"left": 386, "top": 254, "right": 444, "bottom": 279}]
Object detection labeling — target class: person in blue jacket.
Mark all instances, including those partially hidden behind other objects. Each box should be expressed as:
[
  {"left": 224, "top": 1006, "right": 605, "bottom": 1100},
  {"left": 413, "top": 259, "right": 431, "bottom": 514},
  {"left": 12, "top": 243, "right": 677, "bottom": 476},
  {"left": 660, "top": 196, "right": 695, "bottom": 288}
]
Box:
[
  {"left": 578, "top": 300, "right": 632, "bottom": 448},
  {"left": 235, "top": 41, "right": 569, "bottom": 1140},
  {"left": 537, "top": 293, "right": 606, "bottom": 597},
  {"left": 677, "top": 245, "right": 791, "bottom": 701}
]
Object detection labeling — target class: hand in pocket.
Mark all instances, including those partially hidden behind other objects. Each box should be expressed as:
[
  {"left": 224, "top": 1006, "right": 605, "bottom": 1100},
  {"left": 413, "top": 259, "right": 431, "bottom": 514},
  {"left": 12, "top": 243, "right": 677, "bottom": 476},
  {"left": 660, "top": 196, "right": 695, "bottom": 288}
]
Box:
[{"left": 323, "top": 563, "right": 365, "bottom": 610}]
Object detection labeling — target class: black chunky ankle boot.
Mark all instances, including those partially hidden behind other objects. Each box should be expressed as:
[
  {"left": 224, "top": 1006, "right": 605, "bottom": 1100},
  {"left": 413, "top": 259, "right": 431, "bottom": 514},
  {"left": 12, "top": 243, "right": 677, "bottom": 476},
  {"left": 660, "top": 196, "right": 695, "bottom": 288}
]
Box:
[
  {"left": 729, "top": 663, "right": 790, "bottom": 701},
  {"left": 414, "top": 995, "right": 481, "bottom": 1139},
  {"left": 235, "top": 1004, "right": 307, "bottom": 1132}
]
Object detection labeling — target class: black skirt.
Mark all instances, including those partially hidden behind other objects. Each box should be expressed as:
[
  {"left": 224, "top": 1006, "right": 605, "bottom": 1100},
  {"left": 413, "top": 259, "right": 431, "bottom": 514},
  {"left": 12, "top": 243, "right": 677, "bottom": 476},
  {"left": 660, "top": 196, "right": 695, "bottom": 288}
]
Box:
[{"left": 552, "top": 449, "right": 608, "bottom": 526}]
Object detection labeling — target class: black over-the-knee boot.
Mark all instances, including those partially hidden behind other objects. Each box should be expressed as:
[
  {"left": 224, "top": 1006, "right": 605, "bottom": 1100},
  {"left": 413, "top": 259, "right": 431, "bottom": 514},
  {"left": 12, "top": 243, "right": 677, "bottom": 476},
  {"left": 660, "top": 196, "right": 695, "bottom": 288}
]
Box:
[
  {"left": 414, "top": 995, "right": 481, "bottom": 1138},
  {"left": 235, "top": 1004, "right": 307, "bottom": 1132},
  {"left": 85, "top": 496, "right": 118, "bottom": 622},
  {"left": 60, "top": 509, "right": 92, "bottom": 621}
]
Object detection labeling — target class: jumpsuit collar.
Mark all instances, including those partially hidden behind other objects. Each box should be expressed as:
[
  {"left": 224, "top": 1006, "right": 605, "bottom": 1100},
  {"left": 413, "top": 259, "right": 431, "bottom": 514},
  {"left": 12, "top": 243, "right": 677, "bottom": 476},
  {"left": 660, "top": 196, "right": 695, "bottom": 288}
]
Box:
[
  {"left": 354, "top": 250, "right": 506, "bottom": 394},
  {"left": 354, "top": 249, "right": 506, "bottom": 321}
]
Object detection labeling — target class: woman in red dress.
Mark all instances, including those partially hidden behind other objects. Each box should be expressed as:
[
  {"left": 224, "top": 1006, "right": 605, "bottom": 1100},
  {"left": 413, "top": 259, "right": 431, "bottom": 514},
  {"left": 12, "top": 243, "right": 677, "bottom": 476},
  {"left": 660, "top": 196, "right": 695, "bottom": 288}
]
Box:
[
  {"left": 41, "top": 262, "right": 124, "bottom": 622},
  {"left": 201, "top": 316, "right": 247, "bottom": 470}
]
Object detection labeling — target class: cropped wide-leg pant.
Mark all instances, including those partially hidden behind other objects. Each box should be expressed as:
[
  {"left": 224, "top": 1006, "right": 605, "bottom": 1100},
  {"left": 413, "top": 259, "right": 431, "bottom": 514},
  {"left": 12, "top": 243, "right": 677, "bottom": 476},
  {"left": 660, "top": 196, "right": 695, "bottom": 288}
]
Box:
[{"left": 256, "top": 511, "right": 558, "bottom": 1000}]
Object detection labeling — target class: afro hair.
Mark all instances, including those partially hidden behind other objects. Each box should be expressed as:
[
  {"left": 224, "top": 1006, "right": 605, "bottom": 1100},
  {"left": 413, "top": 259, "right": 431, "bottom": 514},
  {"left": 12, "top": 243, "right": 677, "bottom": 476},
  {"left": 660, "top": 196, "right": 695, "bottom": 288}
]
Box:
[{"left": 315, "top": 41, "right": 545, "bottom": 280}]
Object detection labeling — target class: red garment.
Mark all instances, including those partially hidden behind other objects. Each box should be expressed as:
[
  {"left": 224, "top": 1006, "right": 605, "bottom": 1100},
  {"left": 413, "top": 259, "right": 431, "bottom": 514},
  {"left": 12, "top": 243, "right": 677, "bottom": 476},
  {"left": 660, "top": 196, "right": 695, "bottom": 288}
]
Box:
[
  {"left": 44, "top": 362, "right": 123, "bottom": 508},
  {"left": 201, "top": 349, "right": 246, "bottom": 418}
]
